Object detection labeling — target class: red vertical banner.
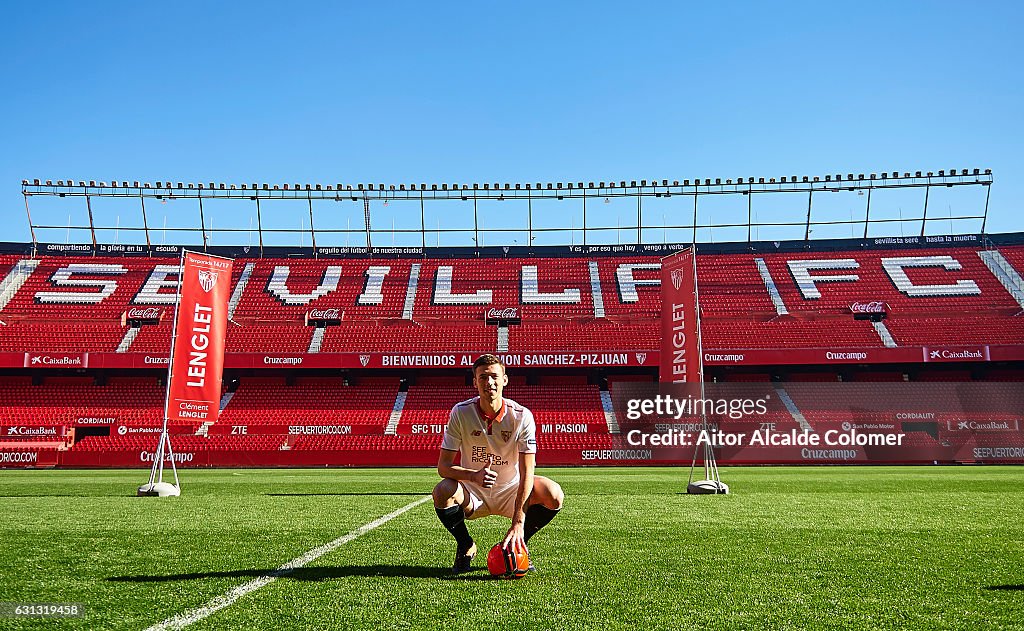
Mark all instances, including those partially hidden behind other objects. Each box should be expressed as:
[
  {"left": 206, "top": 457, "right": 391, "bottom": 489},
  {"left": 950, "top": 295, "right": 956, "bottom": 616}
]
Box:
[
  {"left": 166, "top": 252, "right": 233, "bottom": 423},
  {"left": 660, "top": 248, "right": 703, "bottom": 383}
]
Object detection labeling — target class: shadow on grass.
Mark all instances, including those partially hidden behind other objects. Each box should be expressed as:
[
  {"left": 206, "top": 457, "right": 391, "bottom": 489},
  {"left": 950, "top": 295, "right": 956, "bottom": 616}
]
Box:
[
  {"left": 108, "top": 565, "right": 495, "bottom": 582},
  {"left": 265, "top": 493, "right": 425, "bottom": 497},
  {"left": 985, "top": 585, "right": 1024, "bottom": 591}
]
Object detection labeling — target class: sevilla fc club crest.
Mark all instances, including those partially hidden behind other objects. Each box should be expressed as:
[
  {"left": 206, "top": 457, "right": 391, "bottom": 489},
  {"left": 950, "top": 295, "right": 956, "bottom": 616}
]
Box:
[
  {"left": 635, "top": 353, "right": 647, "bottom": 364},
  {"left": 198, "top": 269, "right": 219, "bottom": 293},
  {"left": 501, "top": 430, "right": 512, "bottom": 442},
  {"left": 359, "top": 354, "right": 371, "bottom": 367},
  {"left": 670, "top": 268, "right": 683, "bottom": 291}
]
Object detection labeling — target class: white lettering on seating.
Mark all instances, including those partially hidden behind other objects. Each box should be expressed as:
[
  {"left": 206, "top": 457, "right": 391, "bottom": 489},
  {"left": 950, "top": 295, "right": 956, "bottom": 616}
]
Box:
[
  {"left": 787, "top": 259, "right": 860, "bottom": 299},
  {"left": 432, "top": 266, "right": 492, "bottom": 305},
  {"left": 881, "top": 256, "right": 981, "bottom": 297},
  {"left": 521, "top": 265, "right": 581, "bottom": 304},
  {"left": 356, "top": 266, "right": 390, "bottom": 305},
  {"left": 132, "top": 265, "right": 180, "bottom": 304},
  {"left": 616, "top": 263, "right": 661, "bottom": 303},
  {"left": 35, "top": 264, "right": 126, "bottom": 304},
  {"left": 267, "top": 265, "right": 343, "bottom": 305}
]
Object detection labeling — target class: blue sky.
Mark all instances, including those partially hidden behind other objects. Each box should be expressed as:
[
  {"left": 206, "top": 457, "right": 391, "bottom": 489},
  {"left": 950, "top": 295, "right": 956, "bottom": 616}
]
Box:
[{"left": 1, "top": 1, "right": 1021, "bottom": 247}]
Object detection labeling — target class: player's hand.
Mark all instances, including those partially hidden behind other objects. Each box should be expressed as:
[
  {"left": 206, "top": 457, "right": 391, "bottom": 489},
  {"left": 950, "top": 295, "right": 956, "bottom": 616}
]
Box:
[
  {"left": 476, "top": 465, "right": 497, "bottom": 488},
  {"left": 502, "top": 522, "right": 527, "bottom": 554}
]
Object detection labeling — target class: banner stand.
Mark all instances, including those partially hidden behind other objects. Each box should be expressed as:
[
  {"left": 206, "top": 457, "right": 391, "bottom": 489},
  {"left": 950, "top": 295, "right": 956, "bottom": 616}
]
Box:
[
  {"left": 660, "top": 247, "right": 728, "bottom": 495},
  {"left": 140, "top": 250, "right": 186, "bottom": 498},
  {"left": 688, "top": 248, "right": 727, "bottom": 495},
  {"left": 137, "top": 249, "right": 232, "bottom": 497}
]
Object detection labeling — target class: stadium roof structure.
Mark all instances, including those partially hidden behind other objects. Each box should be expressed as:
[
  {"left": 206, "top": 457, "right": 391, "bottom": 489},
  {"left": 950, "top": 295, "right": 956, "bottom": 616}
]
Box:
[{"left": 21, "top": 169, "right": 993, "bottom": 252}]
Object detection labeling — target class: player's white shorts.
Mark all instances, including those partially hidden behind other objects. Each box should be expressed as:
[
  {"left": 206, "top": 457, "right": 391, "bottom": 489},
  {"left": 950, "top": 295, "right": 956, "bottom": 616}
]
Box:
[{"left": 460, "top": 480, "right": 520, "bottom": 520}]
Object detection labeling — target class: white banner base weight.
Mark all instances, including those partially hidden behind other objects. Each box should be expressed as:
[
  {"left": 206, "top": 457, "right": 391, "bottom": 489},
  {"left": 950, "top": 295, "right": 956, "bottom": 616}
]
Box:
[
  {"left": 687, "top": 480, "right": 730, "bottom": 495},
  {"left": 138, "top": 482, "right": 181, "bottom": 497}
]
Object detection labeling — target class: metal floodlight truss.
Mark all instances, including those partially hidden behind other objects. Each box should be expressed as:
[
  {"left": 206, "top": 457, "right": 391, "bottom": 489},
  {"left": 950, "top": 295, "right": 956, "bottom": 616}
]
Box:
[{"left": 20, "top": 170, "right": 993, "bottom": 253}]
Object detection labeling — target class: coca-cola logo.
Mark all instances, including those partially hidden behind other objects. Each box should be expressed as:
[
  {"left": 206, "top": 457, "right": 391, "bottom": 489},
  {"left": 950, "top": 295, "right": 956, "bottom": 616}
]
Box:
[
  {"left": 850, "top": 301, "right": 887, "bottom": 314},
  {"left": 486, "top": 307, "right": 519, "bottom": 319},
  {"left": 126, "top": 307, "right": 163, "bottom": 319},
  {"left": 308, "top": 308, "right": 341, "bottom": 320}
]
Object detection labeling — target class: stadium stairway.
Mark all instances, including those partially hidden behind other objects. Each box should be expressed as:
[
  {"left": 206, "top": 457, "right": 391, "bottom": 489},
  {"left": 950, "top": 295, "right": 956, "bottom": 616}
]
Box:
[
  {"left": 401, "top": 264, "right": 421, "bottom": 319},
  {"left": 872, "top": 321, "right": 898, "bottom": 347},
  {"left": 978, "top": 249, "right": 1024, "bottom": 309},
  {"left": 385, "top": 386, "right": 408, "bottom": 435},
  {"left": 0, "top": 259, "right": 39, "bottom": 311},
  {"left": 227, "top": 263, "right": 255, "bottom": 320},
  {"left": 599, "top": 389, "right": 620, "bottom": 434},
  {"left": 588, "top": 261, "right": 606, "bottom": 318},
  {"left": 755, "top": 257, "right": 789, "bottom": 316},
  {"left": 496, "top": 324, "right": 509, "bottom": 352},
  {"left": 116, "top": 326, "right": 140, "bottom": 352},
  {"left": 308, "top": 327, "right": 325, "bottom": 353},
  {"left": 773, "top": 385, "right": 813, "bottom": 432}
]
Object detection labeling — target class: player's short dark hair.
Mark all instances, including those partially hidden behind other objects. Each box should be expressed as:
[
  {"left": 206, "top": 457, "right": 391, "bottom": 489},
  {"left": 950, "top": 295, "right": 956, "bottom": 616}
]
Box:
[{"left": 472, "top": 354, "right": 506, "bottom": 375}]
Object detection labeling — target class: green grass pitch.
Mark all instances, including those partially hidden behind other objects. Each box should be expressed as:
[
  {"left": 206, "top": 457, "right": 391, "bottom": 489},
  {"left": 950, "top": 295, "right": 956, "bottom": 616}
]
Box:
[{"left": 0, "top": 466, "right": 1022, "bottom": 630}]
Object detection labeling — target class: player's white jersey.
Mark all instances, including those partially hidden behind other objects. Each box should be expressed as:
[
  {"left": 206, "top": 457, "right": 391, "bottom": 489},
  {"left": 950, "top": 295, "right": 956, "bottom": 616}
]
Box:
[{"left": 440, "top": 397, "right": 537, "bottom": 493}]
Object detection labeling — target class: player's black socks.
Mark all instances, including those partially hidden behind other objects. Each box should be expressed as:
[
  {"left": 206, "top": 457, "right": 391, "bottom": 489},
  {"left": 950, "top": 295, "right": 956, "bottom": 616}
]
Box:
[
  {"left": 436, "top": 505, "right": 474, "bottom": 552},
  {"left": 523, "top": 504, "right": 560, "bottom": 542}
]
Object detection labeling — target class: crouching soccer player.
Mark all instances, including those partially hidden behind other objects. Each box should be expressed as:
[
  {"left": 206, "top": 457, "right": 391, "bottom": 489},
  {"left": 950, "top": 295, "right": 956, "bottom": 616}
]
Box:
[{"left": 432, "top": 354, "right": 564, "bottom": 573}]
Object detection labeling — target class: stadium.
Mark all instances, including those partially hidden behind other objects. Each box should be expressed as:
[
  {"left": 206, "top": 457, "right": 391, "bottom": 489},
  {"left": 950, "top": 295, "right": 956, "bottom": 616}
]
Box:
[
  {"left": 3, "top": 171, "right": 1022, "bottom": 470},
  {"left": 1, "top": 172, "right": 1022, "bottom": 629}
]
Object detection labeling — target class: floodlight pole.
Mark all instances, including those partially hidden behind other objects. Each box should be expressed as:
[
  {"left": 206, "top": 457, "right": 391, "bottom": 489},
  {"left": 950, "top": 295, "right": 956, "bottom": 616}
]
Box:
[
  {"left": 23, "top": 193, "right": 37, "bottom": 251},
  {"left": 363, "top": 198, "right": 372, "bottom": 248},
  {"left": 198, "top": 192, "right": 208, "bottom": 251},
  {"left": 804, "top": 190, "right": 813, "bottom": 241},
  {"left": 527, "top": 189, "right": 533, "bottom": 247},
  {"left": 307, "top": 192, "right": 317, "bottom": 252},
  {"left": 981, "top": 183, "right": 991, "bottom": 234},
  {"left": 255, "top": 198, "right": 264, "bottom": 257},
  {"left": 863, "top": 187, "right": 873, "bottom": 239},
  {"left": 637, "top": 192, "right": 642, "bottom": 244},
  {"left": 140, "top": 196, "right": 152, "bottom": 247},
  {"left": 85, "top": 195, "right": 98, "bottom": 248},
  {"left": 473, "top": 197, "right": 479, "bottom": 251},
  {"left": 420, "top": 192, "right": 426, "bottom": 250},
  {"left": 692, "top": 192, "right": 698, "bottom": 245},
  {"left": 920, "top": 183, "right": 931, "bottom": 237},
  {"left": 582, "top": 194, "right": 587, "bottom": 247},
  {"left": 747, "top": 187, "right": 753, "bottom": 242}
]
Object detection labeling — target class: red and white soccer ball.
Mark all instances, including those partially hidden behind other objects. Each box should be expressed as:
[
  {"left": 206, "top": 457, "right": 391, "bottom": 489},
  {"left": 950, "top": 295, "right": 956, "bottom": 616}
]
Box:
[{"left": 487, "top": 544, "right": 530, "bottom": 579}]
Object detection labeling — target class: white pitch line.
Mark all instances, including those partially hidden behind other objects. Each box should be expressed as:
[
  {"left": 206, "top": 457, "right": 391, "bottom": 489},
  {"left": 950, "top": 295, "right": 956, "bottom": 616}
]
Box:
[{"left": 145, "top": 496, "right": 431, "bottom": 631}]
